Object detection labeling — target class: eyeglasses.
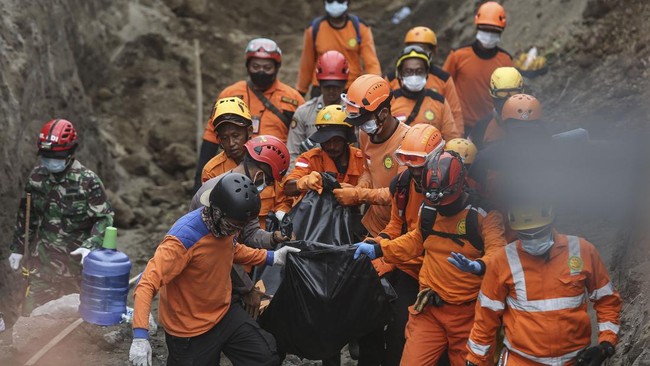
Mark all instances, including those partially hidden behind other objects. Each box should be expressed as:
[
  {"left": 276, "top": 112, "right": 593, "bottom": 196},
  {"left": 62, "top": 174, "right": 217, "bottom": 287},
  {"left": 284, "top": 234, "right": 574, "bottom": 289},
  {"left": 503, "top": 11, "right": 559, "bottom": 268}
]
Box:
[
  {"left": 492, "top": 87, "right": 523, "bottom": 99},
  {"left": 400, "top": 68, "right": 427, "bottom": 77}
]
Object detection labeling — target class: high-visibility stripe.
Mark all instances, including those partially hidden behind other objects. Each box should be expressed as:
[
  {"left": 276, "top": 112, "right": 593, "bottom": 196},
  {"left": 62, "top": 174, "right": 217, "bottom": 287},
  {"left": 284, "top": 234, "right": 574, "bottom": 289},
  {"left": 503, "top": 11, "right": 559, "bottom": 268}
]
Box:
[
  {"left": 295, "top": 161, "right": 309, "bottom": 168},
  {"left": 598, "top": 321, "right": 620, "bottom": 334},
  {"left": 506, "top": 293, "right": 586, "bottom": 312},
  {"left": 470, "top": 206, "right": 488, "bottom": 217},
  {"left": 478, "top": 291, "right": 505, "bottom": 311},
  {"left": 590, "top": 281, "right": 614, "bottom": 301},
  {"left": 468, "top": 339, "right": 491, "bottom": 356},
  {"left": 504, "top": 337, "right": 582, "bottom": 366},
  {"left": 505, "top": 242, "right": 527, "bottom": 301}
]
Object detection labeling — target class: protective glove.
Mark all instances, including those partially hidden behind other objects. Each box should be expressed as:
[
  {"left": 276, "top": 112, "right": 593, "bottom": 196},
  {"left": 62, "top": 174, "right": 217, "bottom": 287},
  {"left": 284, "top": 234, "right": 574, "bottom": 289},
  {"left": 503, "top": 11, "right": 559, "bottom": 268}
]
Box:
[
  {"left": 275, "top": 210, "right": 286, "bottom": 222},
  {"left": 447, "top": 252, "right": 483, "bottom": 274},
  {"left": 243, "top": 286, "right": 271, "bottom": 319},
  {"left": 8, "top": 253, "right": 23, "bottom": 271},
  {"left": 272, "top": 246, "right": 301, "bottom": 266},
  {"left": 296, "top": 171, "right": 323, "bottom": 194},
  {"left": 129, "top": 338, "right": 152, "bottom": 366},
  {"left": 70, "top": 247, "right": 91, "bottom": 265},
  {"left": 353, "top": 243, "right": 376, "bottom": 260},
  {"left": 575, "top": 342, "right": 615, "bottom": 366},
  {"left": 333, "top": 187, "right": 360, "bottom": 206}
]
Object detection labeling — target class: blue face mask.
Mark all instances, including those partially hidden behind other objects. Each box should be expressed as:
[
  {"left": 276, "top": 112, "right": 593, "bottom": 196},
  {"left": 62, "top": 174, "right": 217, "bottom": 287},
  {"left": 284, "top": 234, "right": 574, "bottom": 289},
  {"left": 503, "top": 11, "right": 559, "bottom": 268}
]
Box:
[{"left": 41, "top": 158, "right": 67, "bottom": 173}]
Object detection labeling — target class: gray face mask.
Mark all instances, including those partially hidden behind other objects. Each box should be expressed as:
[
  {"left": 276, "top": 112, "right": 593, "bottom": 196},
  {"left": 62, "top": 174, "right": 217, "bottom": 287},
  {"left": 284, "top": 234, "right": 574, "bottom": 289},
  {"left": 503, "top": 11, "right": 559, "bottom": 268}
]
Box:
[
  {"left": 360, "top": 119, "right": 379, "bottom": 135},
  {"left": 520, "top": 231, "right": 554, "bottom": 256},
  {"left": 41, "top": 157, "right": 67, "bottom": 173}
]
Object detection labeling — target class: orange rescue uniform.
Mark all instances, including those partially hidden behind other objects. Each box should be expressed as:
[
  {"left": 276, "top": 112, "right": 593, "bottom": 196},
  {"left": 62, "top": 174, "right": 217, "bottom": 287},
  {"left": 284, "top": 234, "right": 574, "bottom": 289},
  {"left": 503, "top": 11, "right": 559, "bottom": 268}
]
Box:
[
  {"left": 296, "top": 16, "right": 381, "bottom": 94},
  {"left": 357, "top": 122, "right": 410, "bottom": 236},
  {"left": 387, "top": 64, "right": 464, "bottom": 129},
  {"left": 203, "top": 80, "right": 304, "bottom": 143},
  {"left": 390, "top": 88, "right": 462, "bottom": 139},
  {"left": 201, "top": 151, "right": 287, "bottom": 230},
  {"left": 133, "top": 208, "right": 269, "bottom": 338},
  {"left": 443, "top": 42, "right": 513, "bottom": 129},
  {"left": 466, "top": 233, "right": 622, "bottom": 365},
  {"left": 378, "top": 206, "right": 506, "bottom": 365}
]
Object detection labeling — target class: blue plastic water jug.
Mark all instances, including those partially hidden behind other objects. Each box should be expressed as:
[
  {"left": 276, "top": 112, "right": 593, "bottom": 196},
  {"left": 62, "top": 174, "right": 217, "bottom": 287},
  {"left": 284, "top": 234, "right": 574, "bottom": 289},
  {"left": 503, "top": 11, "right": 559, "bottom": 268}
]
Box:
[{"left": 79, "top": 227, "right": 132, "bottom": 325}]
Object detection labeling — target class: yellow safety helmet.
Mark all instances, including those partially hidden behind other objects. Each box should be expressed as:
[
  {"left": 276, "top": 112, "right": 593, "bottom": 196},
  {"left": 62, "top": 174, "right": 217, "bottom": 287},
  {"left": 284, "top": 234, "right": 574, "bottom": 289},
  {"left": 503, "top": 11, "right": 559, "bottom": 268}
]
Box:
[
  {"left": 395, "top": 45, "right": 431, "bottom": 73},
  {"left": 489, "top": 67, "right": 524, "bottom": 99},
  {"left": 404, "top": 26, "right": 437, "bottom": 48},
  {"left": 210, "top": 97, "right": 252, "bottom": 130},
  {"left": 310, "top": 105, "right": 356, "bottom": 144},
  {"left": 508, "top": 205, "right": 555, "bottom": 231},
  {"left": 445, "top": 138, "right": 478, "bottom": 165}
]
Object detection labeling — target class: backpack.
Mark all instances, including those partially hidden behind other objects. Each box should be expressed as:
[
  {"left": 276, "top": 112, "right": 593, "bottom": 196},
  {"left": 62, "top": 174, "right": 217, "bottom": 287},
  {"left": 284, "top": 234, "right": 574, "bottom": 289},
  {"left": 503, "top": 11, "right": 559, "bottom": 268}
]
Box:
[{"left": 311, "top": 15, "right": 362, "bottom": 49}]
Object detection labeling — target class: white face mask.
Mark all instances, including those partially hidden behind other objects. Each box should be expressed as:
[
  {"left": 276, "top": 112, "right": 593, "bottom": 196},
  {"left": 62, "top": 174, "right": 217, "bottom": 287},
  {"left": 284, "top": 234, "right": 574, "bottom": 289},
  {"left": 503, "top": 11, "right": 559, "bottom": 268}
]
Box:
[
  {"left": 325, "top": 1, "right": 348, "bottom": 18},
  {"left": 520, "top": 231, "right": 554, "bottom": 256},
  {"left": 41, "top": 157, "right": 67, "bottom": 173},
  {"left": 476, "top": 30, "right": 501, "bottom": 49},
  {"left": 402, "top": 75, "right": 427, "bottom": 92},
  {"left": 360, "top": 119, "right": 379, "bottom": 135}
]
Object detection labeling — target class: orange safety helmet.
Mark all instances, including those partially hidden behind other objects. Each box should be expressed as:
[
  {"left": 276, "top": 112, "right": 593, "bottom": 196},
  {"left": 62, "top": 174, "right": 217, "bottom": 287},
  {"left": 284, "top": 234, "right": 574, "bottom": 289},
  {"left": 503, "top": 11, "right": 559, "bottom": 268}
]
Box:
[
  {"left": 475, "top": 2, "right": 507, "bottom": 31},
  {"left": 404, "top": 26, "right": 437, "bottom": 48},
  {"left": 395, "top": 124, "right": 444, "bottom": 168},
  {"left": 341, "top": 74, "right": 393, "bottom": 124},
  {"left": 501, "top": 94, "right": 542, "bottom": 121},
  {"left": 316, "top": 50, "right": 349, "bottom": 81}
]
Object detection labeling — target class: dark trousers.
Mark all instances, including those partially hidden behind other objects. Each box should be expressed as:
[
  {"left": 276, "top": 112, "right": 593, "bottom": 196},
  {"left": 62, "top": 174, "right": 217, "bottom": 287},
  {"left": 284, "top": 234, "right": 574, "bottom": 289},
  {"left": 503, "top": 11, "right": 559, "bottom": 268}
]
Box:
[
  {"left": 356, "top": 269, "right": 420, "bottom": 366},
  {"left": 165, "top": 303, "right": 280, "bottom": 366}
]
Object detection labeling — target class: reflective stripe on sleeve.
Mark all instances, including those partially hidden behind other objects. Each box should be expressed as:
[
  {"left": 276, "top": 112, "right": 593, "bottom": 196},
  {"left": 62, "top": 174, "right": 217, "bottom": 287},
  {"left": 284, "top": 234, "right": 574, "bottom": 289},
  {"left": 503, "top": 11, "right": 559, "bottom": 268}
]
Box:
[
  {"left": 478, "top": 291, "right": 505, "bottom": 312},
  {"left": 506, "top": 293, "right": 586, "bottom": 312},
  {"left": 598, "top": 321, "right": 620, "bottom": 334},
  {"left": 590, "top": 281, "right": 614, "bottom": 301},
  {"left": 468, "top": 339, "right": 491, "bottom": 356}
]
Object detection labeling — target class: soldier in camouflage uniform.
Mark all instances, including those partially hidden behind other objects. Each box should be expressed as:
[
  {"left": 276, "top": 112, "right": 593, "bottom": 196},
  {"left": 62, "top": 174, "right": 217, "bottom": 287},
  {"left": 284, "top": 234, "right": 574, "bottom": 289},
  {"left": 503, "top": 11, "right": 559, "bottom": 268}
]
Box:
[{"left": 8, "top": 119, "right": 113, "bottom": 314}]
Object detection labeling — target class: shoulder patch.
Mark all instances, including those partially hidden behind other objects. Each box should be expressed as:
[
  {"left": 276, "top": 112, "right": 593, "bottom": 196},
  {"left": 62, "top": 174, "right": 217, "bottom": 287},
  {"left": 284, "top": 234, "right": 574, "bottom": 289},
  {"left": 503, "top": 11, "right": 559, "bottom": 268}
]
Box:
[
  {"left": 168, "top": 208, "right": 211, "bottom": 249},
  {"left": 281, "top": 96, "right": 299, "bottom": 106},
  {"left": 425, "top": 89, "right": 445, "bottom": 103},
  {"left": 295, "top": 157, "right": 310, "bottom": 168},
  {"left": 429, "top": 65, "right": 450, "bottom": 82},
  {"left": 290, "top": 119, "right": 298, "bottom": 129}
]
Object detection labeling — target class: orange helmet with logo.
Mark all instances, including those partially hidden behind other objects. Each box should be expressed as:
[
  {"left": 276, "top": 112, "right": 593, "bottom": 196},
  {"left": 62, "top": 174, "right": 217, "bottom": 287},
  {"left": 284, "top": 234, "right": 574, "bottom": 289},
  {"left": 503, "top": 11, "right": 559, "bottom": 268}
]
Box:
[
  {"left": 404, "top": 26, "right": 437, "bottom": 48},
  {"left": 395, "top": 124, "right": 444, "bottom": 167},
  {"left": 341, "top": 74, "right": 393, "bottom": 125},
  {"left": 475, "top": 2, "right": 507, "bottom": 31},
  {"left": 501, "top": 94, "right": 542, "bottom": 122}
]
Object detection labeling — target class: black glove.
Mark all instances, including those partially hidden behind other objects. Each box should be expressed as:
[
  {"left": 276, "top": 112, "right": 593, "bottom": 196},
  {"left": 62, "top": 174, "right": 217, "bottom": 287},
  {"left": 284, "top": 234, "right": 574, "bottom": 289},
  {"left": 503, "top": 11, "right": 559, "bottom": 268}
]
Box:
[{"left": 576, "top": 342, "right": 615, "bottom": 366}]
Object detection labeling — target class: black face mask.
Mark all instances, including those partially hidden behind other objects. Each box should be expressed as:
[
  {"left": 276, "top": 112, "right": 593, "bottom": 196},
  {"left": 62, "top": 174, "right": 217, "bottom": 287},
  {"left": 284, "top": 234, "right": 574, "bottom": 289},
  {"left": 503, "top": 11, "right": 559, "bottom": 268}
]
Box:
[
  {"left": 436, "top": 194, "right": 466, "bottom": 217},
  {"left": 250, "top": 72, "right": 276, "bottom": 90}
]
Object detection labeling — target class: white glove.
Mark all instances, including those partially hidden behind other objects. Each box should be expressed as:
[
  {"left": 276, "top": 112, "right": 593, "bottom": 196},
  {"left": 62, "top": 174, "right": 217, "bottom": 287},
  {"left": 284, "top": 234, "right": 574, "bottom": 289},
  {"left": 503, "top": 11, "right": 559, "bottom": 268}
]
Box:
[
  {"left": 8, "top": 253, "right": 23, "bottom": 271},
  {"left": 70, "top": 247, "right": 91, "bottom": 265},
  {"left": 148, "top": 313, "right": 158, "bottom": 335},
  {"left": 273, "top": 246, "right": 301, "bottom": 266},
  {"left": 129, "top": 338, "right": 152, "bottom": 366},
  {"left": 275, "top": 210, "right": 286, "bottom": 222}
]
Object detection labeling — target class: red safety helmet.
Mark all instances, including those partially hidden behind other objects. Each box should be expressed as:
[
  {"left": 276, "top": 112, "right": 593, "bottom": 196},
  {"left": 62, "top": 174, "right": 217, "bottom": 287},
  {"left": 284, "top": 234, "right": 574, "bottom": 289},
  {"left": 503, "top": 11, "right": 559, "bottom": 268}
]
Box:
[
  {"left": 421, "top": 151, "right": 466, "bottom": 206},
  {"left": 244, "top": 135, "right": 290, "bottom": 181},
  {"left": 316, "top": 50, "right": 349, "bottom": 81},
  {"left": 245, "top": 38, "right": 282, "bottom": 65},
  {"left": 37, "top": 119, "right": 78, "bottom": 154}
]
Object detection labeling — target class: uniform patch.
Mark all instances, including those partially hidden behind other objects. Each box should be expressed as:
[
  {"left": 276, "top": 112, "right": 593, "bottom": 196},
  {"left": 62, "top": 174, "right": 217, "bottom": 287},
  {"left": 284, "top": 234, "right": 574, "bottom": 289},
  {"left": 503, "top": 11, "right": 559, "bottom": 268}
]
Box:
[
  {"left": 323, "top": 112, "right": 332, "bottom": 121},
  {"left": 281, "top": 96, "right": 299, "bottom": 106},
  {"left": 568, "top": 256, "right": 583, "bottom": 273},
  {"left": 457, "top": 219, "right": 466, "bottom": 235},
  {"left": 348, "top": 38, "right": 358, "bottom": 48},
  {"left": 290, "top": 119, "right": 297, "bottom": 129},
  {"left": 295, "top": 158, "right": 310, "bottom": 168},
  {"left": 383, "top": 155, "right": 394, "bottom": 169},
  {"left": 424, "top": 110, "right": 436, "bottom": 121}
]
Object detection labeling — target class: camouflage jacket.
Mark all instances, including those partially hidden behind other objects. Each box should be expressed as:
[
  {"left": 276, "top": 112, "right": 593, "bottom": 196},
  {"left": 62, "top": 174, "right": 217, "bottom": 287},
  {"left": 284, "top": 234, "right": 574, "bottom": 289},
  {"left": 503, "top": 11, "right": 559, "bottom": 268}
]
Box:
[{"left": 11, "top": 160, "right": 114, "bottom": 267}]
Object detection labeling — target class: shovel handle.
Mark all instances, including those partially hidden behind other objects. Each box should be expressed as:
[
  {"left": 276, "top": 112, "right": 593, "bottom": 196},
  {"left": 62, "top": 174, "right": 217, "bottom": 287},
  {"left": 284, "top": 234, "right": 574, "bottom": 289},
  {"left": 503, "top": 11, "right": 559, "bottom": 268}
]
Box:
[{"left": 24, "top": 193, "right": 31, "bottom": 260}]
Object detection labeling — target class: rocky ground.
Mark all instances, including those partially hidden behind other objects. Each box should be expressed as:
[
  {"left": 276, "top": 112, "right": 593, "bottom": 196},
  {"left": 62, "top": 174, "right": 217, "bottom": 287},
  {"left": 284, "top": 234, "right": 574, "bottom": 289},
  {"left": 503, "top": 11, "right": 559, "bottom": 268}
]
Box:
[{"left": 0, "top": 0, "right": 648, "bottom": 365}]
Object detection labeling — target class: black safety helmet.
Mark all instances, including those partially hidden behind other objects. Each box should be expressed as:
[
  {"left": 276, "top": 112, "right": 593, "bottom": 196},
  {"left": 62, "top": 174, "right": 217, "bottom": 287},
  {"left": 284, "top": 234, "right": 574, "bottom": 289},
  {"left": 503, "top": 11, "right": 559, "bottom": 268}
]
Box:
[{"left": 209, "top": 173, "right": 261, "bottom": 222}]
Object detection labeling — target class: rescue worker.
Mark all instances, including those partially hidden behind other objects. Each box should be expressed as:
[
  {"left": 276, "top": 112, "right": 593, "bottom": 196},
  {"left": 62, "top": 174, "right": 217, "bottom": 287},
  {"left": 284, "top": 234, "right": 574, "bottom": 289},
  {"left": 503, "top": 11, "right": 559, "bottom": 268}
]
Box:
[
  {"left": 386, "top": 26, "right": 464, "bottom": 127},
  {"left": 465, "top": 203, "right": 621, "bottom": 365},
  {"left": 390, "top": 45, "right": 461, "bottom": 139},
  {"left": 200, "top": 97, "right": 291, "bottom": 232},
  {"left": 469, "top": 67, "right": 524, "bottom": 149},
  {"left": 129, "top": 173, "right": 300, "bottom": 366},
  {"left": 9, "top": 119, "right": 113, "bottom": 314},
  {"left": 287, "top": 51, "right": 349, "bottom": 166},
  {"left": 374, "top": 124, "right": 445, "bottom": 366},
  {"left": 196, "top": 38, "right": 304, "bottom": 185},
  {"left": 296, "top": 0, "right": 381, "bottom": 97},
  {"left": 443, "top": 1, "right": 513, "bottom": 135},
  {"left": 445, "top": 138, "right": 478, "bottom": 167},
  {"left": 283, "top": 105, "right": 364, "bottom": 198},
  {"left": 353, "top": 151, "right": 506, "bottom": 365},
  {"left": 336, "top": 74, "right": 410, "bottom": 237}
]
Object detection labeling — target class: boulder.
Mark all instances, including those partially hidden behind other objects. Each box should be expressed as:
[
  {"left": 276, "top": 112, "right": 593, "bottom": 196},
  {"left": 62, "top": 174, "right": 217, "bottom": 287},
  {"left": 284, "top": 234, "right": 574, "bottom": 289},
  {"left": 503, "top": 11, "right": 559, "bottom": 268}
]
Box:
[
  {"left": 118, "top": 151, "right": 151, "bottom": 176},
  {"left": 30, "top": 293, "right": 80, "bottom": 319},
  {"left": 106, "top": 190, "right": 136, "bottom": 228},
  {"left": 158, "top": 142, "right": 196, "bottom": 174}
]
